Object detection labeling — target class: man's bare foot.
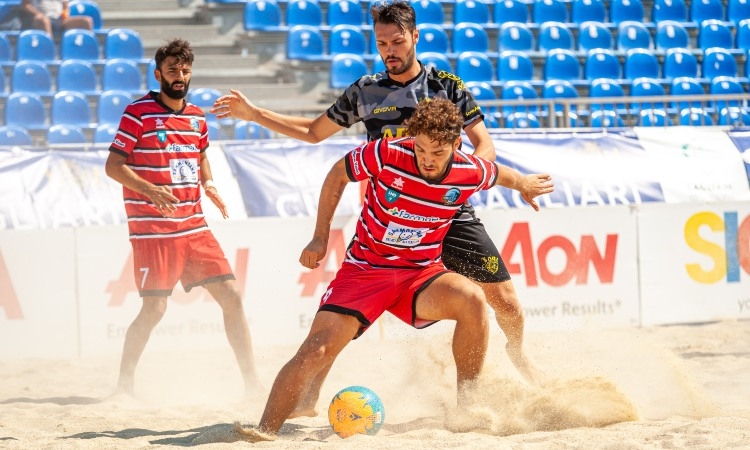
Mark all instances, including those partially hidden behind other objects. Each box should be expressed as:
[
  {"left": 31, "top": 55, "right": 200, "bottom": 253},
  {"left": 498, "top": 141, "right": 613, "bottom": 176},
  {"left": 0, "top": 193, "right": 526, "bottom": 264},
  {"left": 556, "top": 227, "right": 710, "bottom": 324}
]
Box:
[{"left": 506, "top": 342, "right": 546, "bottom": 385}]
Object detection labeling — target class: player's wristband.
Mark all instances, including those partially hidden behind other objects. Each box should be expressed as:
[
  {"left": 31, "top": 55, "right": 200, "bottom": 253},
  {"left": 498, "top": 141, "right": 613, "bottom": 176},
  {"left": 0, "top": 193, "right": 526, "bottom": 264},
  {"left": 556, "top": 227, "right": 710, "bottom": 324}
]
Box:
[{"left": 204, "top": 180, "right": 215, "bottom": 189}]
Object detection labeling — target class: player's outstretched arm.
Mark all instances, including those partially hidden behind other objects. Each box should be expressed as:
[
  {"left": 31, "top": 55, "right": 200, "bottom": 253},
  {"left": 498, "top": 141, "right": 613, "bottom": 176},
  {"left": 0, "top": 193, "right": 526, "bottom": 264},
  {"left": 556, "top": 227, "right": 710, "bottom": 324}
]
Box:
[
  {"left": 299, "top": 157, "right": 351, "bottom": 269},
  {"left": 105, "top": 152, "right": 179, "bottom": 216},
  {"left": 494, "top": 164, "right": 554, "bottom": 212},
  {"left": 210, "top": 89, "right": 343, "bottom": 144}
]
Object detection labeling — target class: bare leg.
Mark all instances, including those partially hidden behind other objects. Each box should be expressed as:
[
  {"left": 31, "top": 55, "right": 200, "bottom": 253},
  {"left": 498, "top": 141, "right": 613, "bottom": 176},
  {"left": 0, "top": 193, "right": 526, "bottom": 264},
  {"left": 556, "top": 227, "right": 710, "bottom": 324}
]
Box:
[
  {"left": 257, "top": 312, "right": 360, "bottom": 434},
  {"left": 116, "top": 296, "right": 168, "bottom": 394},
  {"left": 205, "top": 280, "right": 260, "bottom": 394},
  {"left": 479, "top": 280, "right": 544, "bottom": 384},
  {"left": 289, "top": 361, "right": 331, "bottom": 418}
]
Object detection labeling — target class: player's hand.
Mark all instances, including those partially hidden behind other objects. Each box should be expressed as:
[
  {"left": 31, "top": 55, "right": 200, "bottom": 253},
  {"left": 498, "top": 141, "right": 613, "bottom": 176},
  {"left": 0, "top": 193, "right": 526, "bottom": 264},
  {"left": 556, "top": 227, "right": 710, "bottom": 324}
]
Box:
[
  {"left": 204, "top": 186, "right": 229, "bottom": 219},
  {"left": 210, "top": 89, "right": 255, "bottom": 121},
  {"left": 299, "top": 237, "right": 328, "bottom": 269},
  {"left": 519, "top": 174, "right": 554, "bottom": 211},
  {"left": 145, "top": 185, "right": 179, "bottom": 216}
]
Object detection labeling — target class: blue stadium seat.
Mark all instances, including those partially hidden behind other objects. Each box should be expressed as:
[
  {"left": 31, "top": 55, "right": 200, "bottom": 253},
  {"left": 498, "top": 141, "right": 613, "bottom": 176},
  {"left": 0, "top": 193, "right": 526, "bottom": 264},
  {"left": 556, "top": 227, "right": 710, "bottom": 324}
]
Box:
[
  {"left": 591, "top": 110, "right": 625, "bottom": 127},
  {"left": 0, "top": 125, "right": 33, "bottom": 146},
  {"left": 372, "top": 57, "right": 385, "bottom": 73},
  {"left": 189, "top": 88, "right": 222, "bottom": 107},
  {"left": 624, "top": 48, "right": 660, "bottom": 79},
  {"left": 497, "top": 50, "right": 534, "bottom": 82},
  {"left": 51, "top": 90, "right": 92, "bottom": 127},
  {"left": 452, "top": 22, "right": 490, "bottom": 54},
  {"left": 101, "top": 58, "right": 142, "bottom": 93},
  {"left": 207, "top": 121, "right": 226, "bottom": 141},
  {"left": 690, "top": 0, "right": 724, "bottom": 23},
  {"left": 327, "top": 0, "right": 364, "bottom": 26},
  {"left": 544, "top": 49, "right": 581, "bottom": 81},
  {"left": 501, "top": 80, "right": 538, "bottom": 117},
  {"left": 0, "top": 70, "right": 6, "bottom": 97},
  {"left": 454, "top": 0, "right": 491, "bottom": 26},
  {"left": 652, "top": 0, "right": 688, "bottom": 22},
  {"left": 670, "top": 77, "right": 704, "bottom": 110},
  {"left": 244, "top": 0, "right": 285, "bottom": 31},
  {"left": 146, "top": 59, "right": 159, "bottom": 91},
  {"left": 542, "top": 79, "right": 579, "bottom": 117},
  {"left": 466, "top": 81, "right": 497, "bottom": 113},
  {"left": 97, "top": 90, "right": 132, "bottom": 124},
  {"left": 498, "top": 22, "right": 535, "bottom": 52},
  {"left": 494, "top": 0, "right": 529, "bottom": 26},
  {"left": 47, "top": 124, "right": 87, "bottom": 145},
  {"left": 484, "top": 114, "right": 500, "bottom": 128},
  {"left": 728, "top": 0, "right": 750, "bottom": 25},
  {"left": 287, "top": 25, "right": 326, "bottom": 60},
  {"left": 287, "top": 0, "right": 323, "bottom": 27},
  {"left": 94, "top": 123, "right": 119, "bottom": 144},
  {"left": 577, "top": 21, "right": 613, "bottom": 52},
  {"left": 698, "top": 20, "right": 733, "bottom": 50},
  {"left": 585, "top": 48, "right": 621, "bottom": 80},
  {"left": 533, "top": 0, "right": 568, "bottom": 24},
  {"left": 538, "top": 22, "right": 574, "bottom": 52},
  {"left": 738, "top": 19, "right": 750, "bottom": 52},
  {"left": 702, "top": 47, "right": 738, "bottom": 79},
  {"left": 330, "top": 53, "right": 368, "bottom": 89},
  {"left": 631, "top": 77, "right": 666, "bottom": 109},
  {"left": 655, "top": 20, "right": 689, "bottom": 52},
  {"left": 419, "top": 51, "right": 452, "bottom": 72},
  {"left": 5, "top": 92, "right": 46, "bottom": 130},
  {"left": 330, "top": 24, "right": 367, "bottom": 55},
  {"left": 416, "top": 23, "right": 450, "bottom": 54},
  {"left": 410, "top": 0, "right": 445, "bottom": 25},
  {"left": 610, "top": 0, "right": 645, "bottom": 24},
  {"left": 589, "top": 78, "right": 626, "bottom": 112},
  {"left": 11, "top": 60, "right": 52, "bottom": 94},
  {"left": 571, "top": 0, "right": 607, "bottom": 25},
  {"left": 638, "top": 108, "right": 670, "bottom": 126},
  {"left": 57, "top": 59, "right": 98, "bottom": 94},
  {"left": 60, "top": 29, "right": 100, "bottom": 61},
  {"left": 69, "top": 0, "right": 103, "bottom": 30},
  {"left": 710, "top": 76, "right": 744, "bottom": 112},
  {"left": 16, "top": 29, "right": 55, "bottom": 61},
  {"left": 679, "top": 107, "right": 714, "bottom": 125},
  {"left": 234, "top": 120, "right": 272, "bottom": 139},
  {"left": 719, "top": 107, "right": 750, "bottom": 126},
  {"left": 456, "top": 51, "right": 494, "bottom": 83},
  {"left": 663, "top": 48, "right": 698, "bottom": 79},
  {"left": 505, "top": 112, "right": 542, "bottom": 128},
  {"left": 617, "top": 21, "right": 653, "bottom": 51},
  {"left": 105, "top": 28, "right": 144, "bottom": 61},
  {"left": 0, "top": 33, "right": 10, "bottom": 66}
]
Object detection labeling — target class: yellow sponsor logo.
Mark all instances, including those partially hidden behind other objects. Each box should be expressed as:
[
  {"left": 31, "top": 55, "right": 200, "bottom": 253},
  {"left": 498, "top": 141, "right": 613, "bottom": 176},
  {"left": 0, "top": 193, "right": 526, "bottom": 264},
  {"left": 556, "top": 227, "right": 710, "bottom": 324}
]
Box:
[
  {"left": 373, "top": 106, "right": 397, "bottom": 114},
  {"left": 481, "top": 255, "right": 499, "bottom": 274},
  {"left": 466, "top": 105, "right": 480, "bottom": 117}
]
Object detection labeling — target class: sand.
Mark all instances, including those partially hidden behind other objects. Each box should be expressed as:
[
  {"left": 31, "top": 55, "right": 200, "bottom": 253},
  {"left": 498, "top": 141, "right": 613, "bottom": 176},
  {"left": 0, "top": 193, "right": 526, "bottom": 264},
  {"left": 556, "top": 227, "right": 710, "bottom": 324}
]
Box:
[{"left": 1, "top": 319, "right": 749, "bottom": 449}]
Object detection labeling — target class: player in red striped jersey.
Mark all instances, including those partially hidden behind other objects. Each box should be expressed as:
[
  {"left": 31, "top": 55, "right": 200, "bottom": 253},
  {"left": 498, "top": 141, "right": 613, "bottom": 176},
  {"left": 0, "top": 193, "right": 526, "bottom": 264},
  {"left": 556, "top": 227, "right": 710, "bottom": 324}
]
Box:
[
  {"left": 104, "top": 39, "right": 259, "bottom": 398},
  {"left": 239, "top": 99, "right": 553, "bottom": 439}
]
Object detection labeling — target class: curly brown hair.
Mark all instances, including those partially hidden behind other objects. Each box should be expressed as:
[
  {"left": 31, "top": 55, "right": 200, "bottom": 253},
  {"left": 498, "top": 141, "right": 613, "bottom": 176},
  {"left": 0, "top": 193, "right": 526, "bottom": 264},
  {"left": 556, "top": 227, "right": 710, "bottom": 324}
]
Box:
[
  {"left": 403, "top": 98, "right": 463, "bottom": 146},
  {"left": 154, "top": 38, "right": 194, "bottom": 70}
]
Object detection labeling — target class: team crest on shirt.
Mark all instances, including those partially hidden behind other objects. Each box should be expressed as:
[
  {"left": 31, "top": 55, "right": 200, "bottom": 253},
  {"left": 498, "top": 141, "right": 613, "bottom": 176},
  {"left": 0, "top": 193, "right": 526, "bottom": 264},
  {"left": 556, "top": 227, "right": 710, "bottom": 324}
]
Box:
[
  {"left": 190, "top": 118, "right": 200, "bottom": 132},
  {"left": 442, "top": 187, "right": 461, "bottom": 205},
  {"left": 385, "top": 188, "right": 400, "bottom": 203},
  {"left": 383, "top": 222, "right": 426, "bottom": 247},
  {"left": 391, "top": 177, "right": 404, "bottom": 189},
  {"left": 157, "top": 130, "right": 167, "bottom": 143},
  {"left": 481, "top": 256, "right": 499, "bottom": 274},
  {"left": 155, "top": 118, "right": 165, "bottom": 128},
  {"left": 170, "top": 158, "right": 199, "bottom": 183}
]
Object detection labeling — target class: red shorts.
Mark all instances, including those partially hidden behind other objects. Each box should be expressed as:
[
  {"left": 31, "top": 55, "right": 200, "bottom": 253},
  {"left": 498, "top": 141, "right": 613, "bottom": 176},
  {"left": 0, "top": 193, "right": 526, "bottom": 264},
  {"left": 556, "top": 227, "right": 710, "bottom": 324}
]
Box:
[
  {"left": 130, "top": 231, "right": 234, "bottom": 297},
  {"left": 318, "top": 262, "right": 451, "bottom": 337}
]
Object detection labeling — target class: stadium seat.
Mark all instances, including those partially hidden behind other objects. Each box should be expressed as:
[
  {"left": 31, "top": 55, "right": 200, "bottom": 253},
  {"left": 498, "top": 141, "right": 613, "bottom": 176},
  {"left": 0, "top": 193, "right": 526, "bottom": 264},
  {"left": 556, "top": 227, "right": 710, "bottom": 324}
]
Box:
[
  {"left": 456, "top": 51, "right": 494, "bottom": 83},
  {"left": 631, "top": 77, "right": 666, "bottom": 109},
  {"left": 494, "top": 0, "right": 529, "bottom": 26},
  {"left": 610, "top": 0, "right": 645, "bottom": 24},
  {"left": 544, "top": 49, "right": 581, "bottom": 81},
  {"left": 51, "top": 90, "right": 92, "bottom": 127},
  {"left": 670, "top": 77, "right": 705, "bottom": 110},
  {"left": 330, "top": 53, "right": 368, "bottom": 89},
  {"left": 287, "top": 25, "right": 326, "bottom": 60},
  {"left": 11, "top": 60, "right": 52, "bottom": 94},
  {"left": 94, "top": 123, "right": 118, "bottom": 144},
  {"left": 47, "top": 124, "right": 87, "bottom": 145},
  {"left": 624, "top": 48, "right": 660, "bottom": 79},
  {"left": 663, "top": 48, "right": 698, "bottom": 79},
  {"left": 60, "top": 29, "right": 100, "bottom": 61},
  {"left": 57, "top": 59, "right": 98, "bottom": 94},
  {"left": 330, "top": 24, "right": 367, "bottom": 55},
  {"left": 452, "top": 22, "right": 490, "bottom": 54},
  {"left": 497, "top": 50, "right": 534, "bottom": 82},
  {"left": 466, "top": 81, "right": 498, "bottom": 113},
  {"left": 718, "top": 107, "right": 750, "bottom": 126},
  {"left": 97, "top": 90, "right": 132, "bottom": 124},
  {"left": 69, "top": 0, "right": 103, "bottom": 30},
  {"left": 655, "top": 20, "right": 689, "bottom": 52},
  {"left": 690, "top": 0, "right": 725, "bottom": 24},
  {"left": 738, "top": 19, "right": 750, "bottom": 52},
  {"left": 101, "top": 58, "right": 142, "bottom": 93},
  {"left": 416, "top": 23, "right": 450, "bottom": 54},
  {"left": 287, "top": 0, "right": 323, "bottom": 27},
  {"left": 16, "top": 29, "right": 55, "bottom": 61},
  {"left": 234, "top": 120, "right": 272, "bottom": 139},
  {"left": 410, "top": 0, "right": 444, "bottom": 25},
  {"left": 542, "top": 79, "right": 579, "bottom": 118},
  {"left": 419, "top": 51, "right": 452, "bottom": 72},
  {"left": 372, "top": 58, "right": 385, "bottom": 73},
  {"left": 327, "top": 0, "right": 363, "bottom": 26},
  {"left": 617, "top": 21, "right": 653, "bottom": 51},
  {"left": 585, "top": 48, "right": 621, "bottom": 80},
  {"left": 484, "top": 114, "right": 500, "bottom": 128},
  {"left": 538, "top": 22, "right": 574, "bottom": 52},
  {"left": 590, "top": 110, "right": 625, "bottom": 127},
  {"left": 454, "top": 0, "right": 491, "bottom": 26},
  {"left": 5, "top": 92, "right": 46, "bottom": 130},
  {"left": 105, "top": 28, "right": 144, "bottom": 61},
  {"left": 146, "top": 59, "right": 159, "bottom": 91},
  {"left": 0, "top": 70, "right": 6, "bottom": 97},
  {"left": 501, "top": 80, "right": 538, "bottom": 117},
  {"left": 498, "top": 22, "right": 535, "bottom": 52},
  {"left": 679, "top": 107, "right": 714, "bottom": 125},
  {"left": 189, "top": 88, "right": 222, "bottom": 108},
  {"left": 571, "top": 0, "right": 607, "bottom": 25},
  {"left": 638, "top": 108, "right": 670, "bottom": 126},
  {"left": 533, "top": 0, "right": 568, "bottom": 24},
  {"left": 702, "top": 47, "right": 738, "bottom": 79},
  {"left": 710, "top": 76, "right": 744, "bottom": 112},
  {"left": 0, "top": 33, "right": 10, "bottom": 66},
  {"left": 244, "top": 0, "right": 285, "bottom": 31},
  {"left": 207, "top": 121, "right": 226, "bottom": 141},
  {"left": 698, "top": 20, "right": 733, "bottom": 50},
  {"left": 577, "top": 21, "right": 613, "bottom": 52},
  {"left": 589, "top": 78, "right": 626, "bottom": 112},
  {"left": 0, "top": 125, "right": 33, "bottom": 146},
  {"left": 728, "top": 0, "right": 750, "bottom": 25},
  {"left": 652, "top": 0, "right": 688, "bottom": 22},
  {"left": 505, "top": 112, "right": 542, "bottom": 128}
]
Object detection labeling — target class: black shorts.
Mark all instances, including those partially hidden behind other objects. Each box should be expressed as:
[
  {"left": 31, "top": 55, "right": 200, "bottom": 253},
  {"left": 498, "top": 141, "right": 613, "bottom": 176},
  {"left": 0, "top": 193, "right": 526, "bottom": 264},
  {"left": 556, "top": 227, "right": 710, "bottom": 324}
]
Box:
[{"left": 441, "top": 204, "right": 511, "bottom": 284}]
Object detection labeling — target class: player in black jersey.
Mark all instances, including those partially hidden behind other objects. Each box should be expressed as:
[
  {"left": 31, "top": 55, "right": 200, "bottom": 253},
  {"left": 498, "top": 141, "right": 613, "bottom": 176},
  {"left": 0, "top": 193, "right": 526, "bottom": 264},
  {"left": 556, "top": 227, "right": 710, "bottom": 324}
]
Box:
[{"left": 212, "top": 0, "right": 544, "bottom": 415}]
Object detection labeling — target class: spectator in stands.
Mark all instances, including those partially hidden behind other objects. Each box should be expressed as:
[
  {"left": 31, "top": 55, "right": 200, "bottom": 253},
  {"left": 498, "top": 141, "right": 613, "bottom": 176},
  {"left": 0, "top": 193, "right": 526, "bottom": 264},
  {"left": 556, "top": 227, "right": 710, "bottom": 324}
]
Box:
[
  {"left": 212, "top": 0, "right": 545, "bottom": 416},
  {"left": 0, "top": 3, "right": 21, "bottom": 30},
  {"left": 105, "top": 38, "right": 260, "bottom": 399},
  {"left": 20, "top": 0, "right": 92, "bottom": 37}
]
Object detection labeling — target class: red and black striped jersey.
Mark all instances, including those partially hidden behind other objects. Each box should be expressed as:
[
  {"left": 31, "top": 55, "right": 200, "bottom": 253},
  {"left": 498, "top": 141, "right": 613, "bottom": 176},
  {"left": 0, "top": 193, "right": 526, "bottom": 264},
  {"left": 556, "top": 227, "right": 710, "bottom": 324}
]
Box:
[
  {"left": 344, "top": 137, "right": 498, "bottom": 268},
  {"left": 109, "top": 92, "right": 209, "bottom": 239}
]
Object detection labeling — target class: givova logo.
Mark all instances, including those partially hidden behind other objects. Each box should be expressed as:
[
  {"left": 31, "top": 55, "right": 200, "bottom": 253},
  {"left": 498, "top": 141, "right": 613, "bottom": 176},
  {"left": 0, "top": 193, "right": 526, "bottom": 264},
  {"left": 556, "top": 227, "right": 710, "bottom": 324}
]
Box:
[{"left": 685, "top": 211, "right": 749, "bottom": 283}]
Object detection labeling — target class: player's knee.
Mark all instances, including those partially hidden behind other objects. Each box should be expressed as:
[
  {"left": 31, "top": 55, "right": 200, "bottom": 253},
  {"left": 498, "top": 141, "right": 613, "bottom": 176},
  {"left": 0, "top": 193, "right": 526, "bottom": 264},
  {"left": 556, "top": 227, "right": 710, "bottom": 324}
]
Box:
[
  {"left": 142, "top": 298, "right": 168, "bottom": 321},
  {"left": 462, "top": 284, "right": 489, "bottom": 323}
]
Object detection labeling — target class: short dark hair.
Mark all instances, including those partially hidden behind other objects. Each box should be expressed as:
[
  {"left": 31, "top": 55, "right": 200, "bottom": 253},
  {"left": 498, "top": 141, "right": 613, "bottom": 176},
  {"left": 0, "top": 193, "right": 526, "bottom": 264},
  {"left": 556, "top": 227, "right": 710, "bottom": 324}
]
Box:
[
  {"left": 370, "top": 1, "right": 416, "bottom": 33},
  {"left": 404, "top": 98, "right": 463, "bottom": 146},
  {"left": 154, "top": 38, "right": 194, "bottom": 70}
]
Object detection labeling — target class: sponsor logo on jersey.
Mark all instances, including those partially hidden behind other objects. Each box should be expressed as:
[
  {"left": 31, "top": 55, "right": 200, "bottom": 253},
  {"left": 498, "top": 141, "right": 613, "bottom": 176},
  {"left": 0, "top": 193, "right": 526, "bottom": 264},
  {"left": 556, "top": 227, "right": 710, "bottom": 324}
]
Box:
[
  {"left": 383, "top": 223, "right": 427, "bottom": 247},
  {"left": 466, "top": 105, "right": 480, "bottom": 117},
  {"left": 113, "top": 138, "right": 125, "bottom": 147},
  {"left": 442, "top": 187, "right": 461, "bottom": 205},
  {"left": 190, "top": 118, "right": 200, "bottom": 132},
  {"left": 481, "top": 255, "right": 499, "bottom": 274},
  {"left": 170, "top": 158, "right": 199, "bottom": 183},
  {"left": 157, "top": 130, "right": 167, "bottom": 143},
  {"left": 385, "top": 188, "right": 400, "bottom": 203},
  {"left": 351, "top": 148, "right": 362, "bottom": 175},
  {"left": 373, "top": 106, "right": 397, "bottom": 114},
  {"left": 387, "top": 207, "right": 439, "bottom": 223},
  {"left": 166, "top": 143, "right": 197, "bottom": 153}
]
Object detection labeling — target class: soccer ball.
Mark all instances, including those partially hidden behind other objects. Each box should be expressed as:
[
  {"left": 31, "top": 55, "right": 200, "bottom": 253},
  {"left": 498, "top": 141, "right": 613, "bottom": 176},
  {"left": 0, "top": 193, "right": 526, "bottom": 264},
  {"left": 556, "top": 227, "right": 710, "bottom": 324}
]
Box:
[{"left": 328, "top": 385, "right": 385, "bottom": 438}]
